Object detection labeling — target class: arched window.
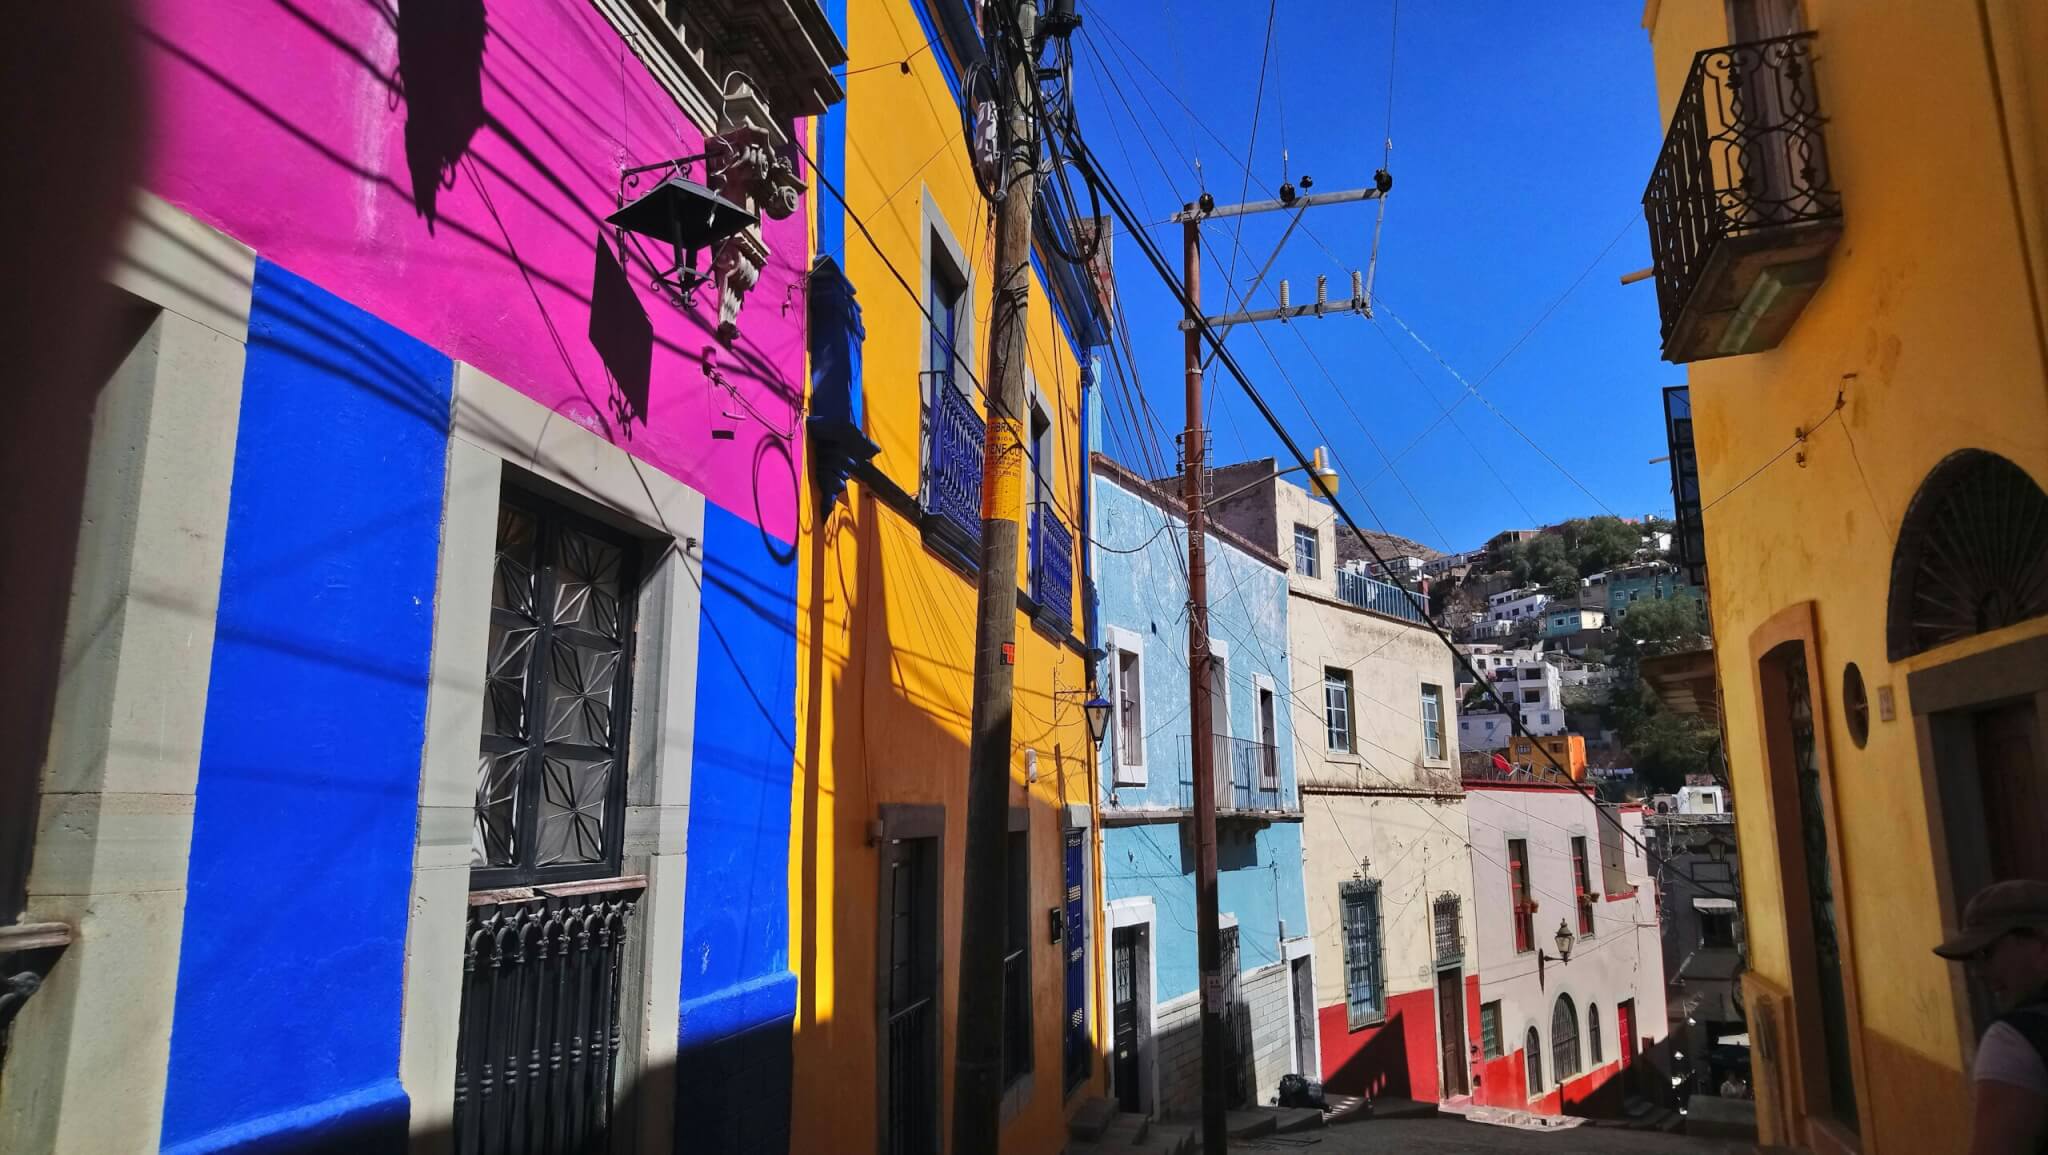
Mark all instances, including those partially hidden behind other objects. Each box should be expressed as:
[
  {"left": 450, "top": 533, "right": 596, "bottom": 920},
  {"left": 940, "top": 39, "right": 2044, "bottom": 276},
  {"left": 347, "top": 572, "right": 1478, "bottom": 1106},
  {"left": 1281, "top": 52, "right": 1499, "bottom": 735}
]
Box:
[
  {"left": 1551, "top": 995, "right": 1582, "bottom": 1082},
  {"left": 1887, "top": 449, "right": 2048, "bottom": 659},
  {"left": 1524, "top": 1026, "right": 1544, "bottom": 1094},
  {"left": 1588, "top": 1003, "right": 1604, "bottom": 1065}
]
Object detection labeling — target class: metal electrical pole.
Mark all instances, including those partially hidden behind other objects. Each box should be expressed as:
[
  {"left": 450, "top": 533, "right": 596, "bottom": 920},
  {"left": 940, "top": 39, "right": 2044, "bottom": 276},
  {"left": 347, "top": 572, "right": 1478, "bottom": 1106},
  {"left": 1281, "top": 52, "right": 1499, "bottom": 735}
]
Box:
[
  {"left": 1173, "top": 170, "right": 1390, "bottom": 1155},
  {"left": 953, "top": 0, "right": 1041, "bottom": 1149}
]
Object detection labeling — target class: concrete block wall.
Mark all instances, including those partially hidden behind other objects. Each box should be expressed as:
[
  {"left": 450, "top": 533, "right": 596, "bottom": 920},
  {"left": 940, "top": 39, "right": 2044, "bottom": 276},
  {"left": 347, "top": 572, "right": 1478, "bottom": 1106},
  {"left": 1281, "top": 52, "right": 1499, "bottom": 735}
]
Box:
[
  {"left": 1243, "top": 962, "right": 1293, "bottom": 1104},
  {"left": 1156, "top": 994, "right": 1203, "bottom": 1120}
]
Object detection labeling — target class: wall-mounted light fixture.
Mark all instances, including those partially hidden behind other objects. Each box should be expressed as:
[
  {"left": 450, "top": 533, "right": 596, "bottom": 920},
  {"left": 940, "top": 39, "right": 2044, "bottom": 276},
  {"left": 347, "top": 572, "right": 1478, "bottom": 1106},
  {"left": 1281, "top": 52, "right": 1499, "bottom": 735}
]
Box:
[{"left": 607, "top": 157, "right": 756, "bottom": 308}]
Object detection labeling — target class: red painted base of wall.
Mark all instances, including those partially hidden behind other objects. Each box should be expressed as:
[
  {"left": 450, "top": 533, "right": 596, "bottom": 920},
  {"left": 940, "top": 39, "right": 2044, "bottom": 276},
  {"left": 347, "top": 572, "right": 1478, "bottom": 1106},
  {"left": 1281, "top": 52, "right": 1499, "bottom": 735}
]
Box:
[
  {"left": 1317, "top": 988, "right": 1443, "bottom": 1102},
  {"left": 1470, "top": 1050, "right": 1631, "bottom": 1117}
]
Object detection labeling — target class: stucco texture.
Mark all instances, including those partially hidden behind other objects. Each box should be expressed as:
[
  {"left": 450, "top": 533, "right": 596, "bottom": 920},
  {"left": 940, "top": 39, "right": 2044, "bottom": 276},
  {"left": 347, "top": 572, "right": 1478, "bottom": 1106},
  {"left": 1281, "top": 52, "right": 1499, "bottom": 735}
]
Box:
[
  {"left": 785, "top": 0, "right": 1102, "bottom": 1149},
  {"left": 1646, "top": 2, "right": 2048, "bottom": 1149},
  {"left": 136, "top": 0, "right": 808, "bottom": 542}
]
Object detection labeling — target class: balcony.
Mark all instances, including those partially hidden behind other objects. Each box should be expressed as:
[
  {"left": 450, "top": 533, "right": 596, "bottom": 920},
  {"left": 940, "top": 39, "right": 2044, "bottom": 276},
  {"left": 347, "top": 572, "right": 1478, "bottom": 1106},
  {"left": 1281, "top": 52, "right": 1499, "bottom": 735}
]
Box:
[
  {"left": 1178, "top": 734, "right": 1291, "bottom": 819},
  {"left": 1664, "top": 386, "right": 1706, "bottom": 584},
  {"left": 921, "top": 382, "right": 984, "bottom": 571},
  {"left": 1029, "top": 500, "right": 1075, "bottom": 634},
  {"left": 1643, "top": 32, "right": 1841, "bottom": 363},
  {"left": 1336, "top": 569, "right": 1427, "bottom": 624}
]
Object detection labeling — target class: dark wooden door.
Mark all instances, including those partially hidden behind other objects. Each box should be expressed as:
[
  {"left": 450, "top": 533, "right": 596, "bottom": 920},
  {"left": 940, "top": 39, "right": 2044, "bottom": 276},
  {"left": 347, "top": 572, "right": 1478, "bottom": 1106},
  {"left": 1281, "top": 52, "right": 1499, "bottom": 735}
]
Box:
[
  {"left": 882, "top": 837, "right": 938, "bottom": 1155},
  {"left": 1436, "top": 969, "right": 1468, "bottom": 1096},
  {"left": 1977, "top": 701, "right": 2048, "bottom": 880},
  {"left": 1112, "top": 926, "right": 1141, "bottom": 1112}
]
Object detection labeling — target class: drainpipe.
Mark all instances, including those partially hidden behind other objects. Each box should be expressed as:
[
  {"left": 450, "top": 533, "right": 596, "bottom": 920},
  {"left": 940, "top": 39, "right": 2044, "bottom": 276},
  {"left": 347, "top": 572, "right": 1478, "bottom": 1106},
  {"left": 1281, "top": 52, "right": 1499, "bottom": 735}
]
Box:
[{"left": 1080, "top": 353, "right": 1101, "bottom": 660}]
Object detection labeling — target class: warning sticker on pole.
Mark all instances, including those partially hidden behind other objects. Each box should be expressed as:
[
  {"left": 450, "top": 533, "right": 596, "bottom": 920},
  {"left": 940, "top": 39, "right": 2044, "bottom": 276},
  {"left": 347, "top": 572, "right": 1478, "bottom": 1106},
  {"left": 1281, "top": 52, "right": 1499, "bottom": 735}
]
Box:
[{"left": 1202, "top": 974, "right": 1226, "bottom": 1014}]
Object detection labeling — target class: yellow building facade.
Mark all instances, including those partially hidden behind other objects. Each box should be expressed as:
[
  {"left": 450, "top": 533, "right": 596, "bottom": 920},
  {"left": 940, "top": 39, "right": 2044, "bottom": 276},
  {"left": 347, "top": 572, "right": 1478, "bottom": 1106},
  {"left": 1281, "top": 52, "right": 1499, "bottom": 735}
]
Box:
[
  {"left": 791, "top": 0, "right": 1108, "bottom": 1150},
  {"left": 1641, "top": 3, "right": 2048, "bottom": 1151}
]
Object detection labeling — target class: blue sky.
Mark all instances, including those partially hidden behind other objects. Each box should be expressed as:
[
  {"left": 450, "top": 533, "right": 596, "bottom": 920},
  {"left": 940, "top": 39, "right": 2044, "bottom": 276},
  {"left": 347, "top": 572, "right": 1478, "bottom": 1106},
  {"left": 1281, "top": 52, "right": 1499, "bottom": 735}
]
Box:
[{"left": 1068, "top": 1, "right": 1687, "bottom": 554}]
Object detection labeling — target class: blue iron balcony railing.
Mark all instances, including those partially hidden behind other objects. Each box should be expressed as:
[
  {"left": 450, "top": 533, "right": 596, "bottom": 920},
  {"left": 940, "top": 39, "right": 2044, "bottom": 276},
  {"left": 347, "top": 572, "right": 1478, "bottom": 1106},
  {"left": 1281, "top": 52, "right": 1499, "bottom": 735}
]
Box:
[
  {"left": 1178, "top": 733, "right": 1290, "bottom": 818},
  {"left": 1336, "top": 569, "right": 1427, "bottom": 624},
  {"left": 1029, "top": 501, "right": 1075, "bottom": 632},
  {"left": 1642, "top": 32, "right": 1841, "bottom": 362},
  {"left": 921, "top": 381, "right": 984, "bottom": 570}
]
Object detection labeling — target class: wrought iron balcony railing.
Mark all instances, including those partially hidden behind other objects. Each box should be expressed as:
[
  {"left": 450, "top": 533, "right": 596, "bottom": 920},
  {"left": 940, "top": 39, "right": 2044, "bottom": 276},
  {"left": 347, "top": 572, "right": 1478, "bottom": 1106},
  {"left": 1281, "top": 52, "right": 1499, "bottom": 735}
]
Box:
[
  {"left": 1643, "top": 32, "right": 1841, "bottom": 362},
  {"left": 921, "top": 381, "right": 984, "bottom": 569},
  {"left": 1029, "top": 500, "right": 1075, "bottom": 632},
  {"left": 1178, "top": 733, "right": 1289, "bottom": 817},
  {"left": 1336, "top": 569, "right": 1427, "bottom": 624}
]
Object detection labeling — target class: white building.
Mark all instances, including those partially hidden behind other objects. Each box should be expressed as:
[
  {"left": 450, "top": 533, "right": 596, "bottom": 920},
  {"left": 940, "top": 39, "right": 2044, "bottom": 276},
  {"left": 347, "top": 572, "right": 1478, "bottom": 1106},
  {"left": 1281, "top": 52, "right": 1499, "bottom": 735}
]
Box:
[
  {"left": 1488, "top": 588, "right": 1551, "bottom": 623},
  {"left": 1464, "top": 784, "right": 1668, "bottom": 1115},
  {"left": 1208, "top": 465, "right": 1480, "bottom": 1104}
]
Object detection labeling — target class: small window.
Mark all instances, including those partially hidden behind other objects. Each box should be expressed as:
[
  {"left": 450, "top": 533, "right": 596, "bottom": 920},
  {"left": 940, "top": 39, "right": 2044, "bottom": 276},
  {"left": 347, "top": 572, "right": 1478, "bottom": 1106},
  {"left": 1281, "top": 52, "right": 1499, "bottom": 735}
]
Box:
[
  {"left": 1113, "top": 643, "right": 1146, "bottom": 784},
  {"left": 927, "top": 238, "right": 967, "bottom": 396},
  {"left": 1324, "top": 668, "right": 1354, "bottom": 753},
  {"left": 1257, "top": 685, "right": 1279, "bottom": 790},
  {"left": 1525, "top": 1026, "right": 1544, "bottom": 1093},
  {"left": 1028, "top": 393, "right": 1054, "bottom": 509},
  {"left": 1341, "top": 878, "right": 1385, "bottom": 1027},
  {"left": 1588, "top": 1003, "right": 1604, "bottom": 1066},
  {"left": 1701, "top": 910, "right": 1736, "bottom": 948},
  {"left": 1480, "top": 1001, "right": 1503, "bottom": 1059},
  {"left": 1294, "top": 524, "right": 1320, "bottom": 578},
  {"left": 1507, "top": 839, "right": 1534, "bottom": 953},
  {"left": 1003, "top": 831, "right": 1033, "bottom": 1087},
  {"left": 1523, "top": 688, "right": 1540, "bottom": 704},
  {"left": 1572, "top": 836, "right": 1596, "bottom": 936},
  {"left": 1421, "top": 684, "right": 1444, "bottom": 760}
]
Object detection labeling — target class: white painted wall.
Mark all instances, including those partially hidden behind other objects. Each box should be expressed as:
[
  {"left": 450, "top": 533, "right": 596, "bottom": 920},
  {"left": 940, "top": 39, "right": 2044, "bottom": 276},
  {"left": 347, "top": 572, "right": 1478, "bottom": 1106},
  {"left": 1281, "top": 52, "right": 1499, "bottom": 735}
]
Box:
[{"left": 1465, "top": 786, "right": 1667, "bottom": 1102}]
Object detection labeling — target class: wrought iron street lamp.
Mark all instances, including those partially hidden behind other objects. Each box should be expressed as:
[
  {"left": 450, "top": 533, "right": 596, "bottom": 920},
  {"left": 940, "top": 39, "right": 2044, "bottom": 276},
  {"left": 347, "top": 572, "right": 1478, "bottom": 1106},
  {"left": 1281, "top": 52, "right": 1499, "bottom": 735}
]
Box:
[
  {"left": 607, "top": 158, "right": 756, "bottom": 307},
  {"left": 1083, "top": 695, "right": 1112, "bottom": 745},
  {"left": 1554, "top": 919, "right": 1576, "bottom": 961}
]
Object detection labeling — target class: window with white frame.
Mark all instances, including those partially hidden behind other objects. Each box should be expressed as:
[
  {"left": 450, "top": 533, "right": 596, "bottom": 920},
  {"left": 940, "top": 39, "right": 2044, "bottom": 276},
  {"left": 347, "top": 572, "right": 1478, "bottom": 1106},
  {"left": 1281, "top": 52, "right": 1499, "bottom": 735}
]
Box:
[
  {"left": 1111, "top": 635, "right": 1146, "bottom": 784},
  {"left": 1294, "top": 524, "right": 1320, "bottom": 578},
  {"left": 1340, "top": 878, "right": 1385, "bottom": 1027},
  {"left": 1323, "top": 668, "right": 1354, "bottom": 753},
  {"left": 1421, "top": 684, "right": 1444, "bottom": 760}
]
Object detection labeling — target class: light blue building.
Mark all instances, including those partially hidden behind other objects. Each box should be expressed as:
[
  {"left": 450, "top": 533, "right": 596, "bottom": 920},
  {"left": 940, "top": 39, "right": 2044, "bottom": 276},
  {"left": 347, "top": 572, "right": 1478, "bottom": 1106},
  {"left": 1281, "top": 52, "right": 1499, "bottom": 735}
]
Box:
[{"left": 1090, "top": 456, "right": 1313, "bottom": 1121}]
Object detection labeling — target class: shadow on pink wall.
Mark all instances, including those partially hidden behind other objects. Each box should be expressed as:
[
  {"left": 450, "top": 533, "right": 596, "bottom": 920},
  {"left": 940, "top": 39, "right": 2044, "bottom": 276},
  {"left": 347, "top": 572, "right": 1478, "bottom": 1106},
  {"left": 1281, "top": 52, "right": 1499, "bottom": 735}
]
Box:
[{"left": 138, "top": 0, "right": 806, "bottom": 539}]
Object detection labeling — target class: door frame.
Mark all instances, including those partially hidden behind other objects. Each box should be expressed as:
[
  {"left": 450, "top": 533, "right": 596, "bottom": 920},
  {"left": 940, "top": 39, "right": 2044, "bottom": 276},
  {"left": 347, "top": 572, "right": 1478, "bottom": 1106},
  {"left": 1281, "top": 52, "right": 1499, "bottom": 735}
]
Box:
[
  {"left": 1749, "top": 601, "right": 1875, "bottom": 1149},
  {"left": 1908, "top": 630, "right": 2048, "bottom": 1064},
  {"left": 1105, "top": 897, "right": 1158, "bottom": 1116},
  {"left": 1435, "top": 966, "right": 1469, "bottom": 1097},
  {"left": 875, "top": 804, "right": 945, "bottom": 1155},
  {"left": 1282, "top": 935, "right": 1317, "bottom": 1079}
]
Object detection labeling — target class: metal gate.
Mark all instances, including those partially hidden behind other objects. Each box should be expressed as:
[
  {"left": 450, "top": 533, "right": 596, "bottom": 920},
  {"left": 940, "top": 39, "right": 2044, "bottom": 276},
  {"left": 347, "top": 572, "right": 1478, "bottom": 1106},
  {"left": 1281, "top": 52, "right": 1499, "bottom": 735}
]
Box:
[{"left": 453, "top": 881, "right": 641, "bottom": 1155}]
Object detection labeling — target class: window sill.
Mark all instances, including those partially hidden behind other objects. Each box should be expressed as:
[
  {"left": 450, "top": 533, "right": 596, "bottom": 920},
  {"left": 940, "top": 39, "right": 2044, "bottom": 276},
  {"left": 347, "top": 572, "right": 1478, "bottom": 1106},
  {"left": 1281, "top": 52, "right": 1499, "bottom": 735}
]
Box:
[{"left": 1346, "top": 1010, "right": 1387, "bottom": 1033}]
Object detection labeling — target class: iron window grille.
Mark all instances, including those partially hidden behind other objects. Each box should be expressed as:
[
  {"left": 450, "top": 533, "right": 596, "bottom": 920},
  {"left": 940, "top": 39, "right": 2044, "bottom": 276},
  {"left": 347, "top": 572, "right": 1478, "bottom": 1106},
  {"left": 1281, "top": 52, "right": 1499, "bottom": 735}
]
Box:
[
  {"left": 1589, "top": 1003, "right": 1603, "bottom": 1066},
  {"left": 1432, "top": 892, "right": 1464, "bottom": 966},
  {"left": 473, "top": 492, "right": 641, "bottom": 889},
  {"left": 1480, "top": 1001, "right": 1502, "bottom": 1059},
  {"left": 1551, "top": 994, "right": 1582, "bottom": 1082},
  {"left": 1340, "top": 878, "right": 1385, "bottom": 1029}
]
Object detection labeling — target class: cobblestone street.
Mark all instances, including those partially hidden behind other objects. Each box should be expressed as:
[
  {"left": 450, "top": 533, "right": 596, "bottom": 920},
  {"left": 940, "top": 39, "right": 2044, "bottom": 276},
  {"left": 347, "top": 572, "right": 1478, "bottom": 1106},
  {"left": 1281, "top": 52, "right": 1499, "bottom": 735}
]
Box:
[{"left": 1229, "top": 1117, "right": 1762, "bottom": 1155}]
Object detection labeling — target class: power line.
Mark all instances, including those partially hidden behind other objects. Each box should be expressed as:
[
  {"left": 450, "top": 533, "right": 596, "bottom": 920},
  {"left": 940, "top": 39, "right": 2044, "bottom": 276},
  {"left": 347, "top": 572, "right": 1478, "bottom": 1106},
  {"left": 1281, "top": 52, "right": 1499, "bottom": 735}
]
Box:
[
  {"left": 1059, "top": 122, "right": 1714, "bottom": 879},
  {"left": 1700, "top": 391, "right": 1846, "bottom": 514}
]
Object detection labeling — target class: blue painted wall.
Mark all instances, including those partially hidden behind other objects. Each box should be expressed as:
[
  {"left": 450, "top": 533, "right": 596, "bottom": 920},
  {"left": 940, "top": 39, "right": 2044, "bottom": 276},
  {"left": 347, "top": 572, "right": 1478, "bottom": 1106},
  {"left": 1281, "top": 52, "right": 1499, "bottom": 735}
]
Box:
[
  {"left": 1091, "top": 471, "right": 1308, "bottom": 1000},
  {"left": 163, "top": 260, "right": 452, "bottom": 1154},
  {"left": 673, "top": 501, "right": 800, "bottom": 1153}
]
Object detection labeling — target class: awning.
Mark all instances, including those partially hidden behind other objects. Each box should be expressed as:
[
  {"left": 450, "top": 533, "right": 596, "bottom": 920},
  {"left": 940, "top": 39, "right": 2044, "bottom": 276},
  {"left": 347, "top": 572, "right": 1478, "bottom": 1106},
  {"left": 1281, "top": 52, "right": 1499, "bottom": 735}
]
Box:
[{"left": 1692, "top": 897, "right": 1737, "bottom": 913}]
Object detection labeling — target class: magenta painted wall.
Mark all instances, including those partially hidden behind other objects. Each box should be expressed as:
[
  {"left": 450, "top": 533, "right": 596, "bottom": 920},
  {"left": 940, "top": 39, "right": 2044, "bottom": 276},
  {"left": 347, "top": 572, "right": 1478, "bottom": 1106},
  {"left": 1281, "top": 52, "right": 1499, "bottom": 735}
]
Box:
[{"left": 135, "top": 0, "right": 807, "bottom": 540}]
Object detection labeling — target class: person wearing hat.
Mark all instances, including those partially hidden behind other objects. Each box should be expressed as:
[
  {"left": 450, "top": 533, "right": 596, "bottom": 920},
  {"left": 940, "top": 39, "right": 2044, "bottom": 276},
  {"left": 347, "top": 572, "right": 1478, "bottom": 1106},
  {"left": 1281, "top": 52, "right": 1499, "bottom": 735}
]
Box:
[{"left": 1936, "top": 879, "right": 2048, "bottom": 1154}]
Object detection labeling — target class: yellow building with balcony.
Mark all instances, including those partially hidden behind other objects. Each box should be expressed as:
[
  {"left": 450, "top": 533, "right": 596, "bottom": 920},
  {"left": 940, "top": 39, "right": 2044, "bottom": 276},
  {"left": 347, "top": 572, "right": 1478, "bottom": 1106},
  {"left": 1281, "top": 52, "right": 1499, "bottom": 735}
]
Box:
[
  {"left": 1640, "top": 2, "right": 2048, "bottom": 1150},
  {"left": 792, "top": 0, "right": 1110, "bottom": 1150}
]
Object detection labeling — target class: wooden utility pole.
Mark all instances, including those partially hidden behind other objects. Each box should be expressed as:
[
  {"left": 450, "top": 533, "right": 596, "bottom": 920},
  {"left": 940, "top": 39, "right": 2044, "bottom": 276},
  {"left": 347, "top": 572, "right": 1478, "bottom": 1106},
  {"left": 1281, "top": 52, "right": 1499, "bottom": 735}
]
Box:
[
  {"left": 1180, "top": 216, "right": 1228, "bottom": 1155},
  {"left": 952, "top": 1, "right": 1040, "bottom": 1149},
  {"left": 1173, "top": 171, "right": 1389, "bottom": 1155}
]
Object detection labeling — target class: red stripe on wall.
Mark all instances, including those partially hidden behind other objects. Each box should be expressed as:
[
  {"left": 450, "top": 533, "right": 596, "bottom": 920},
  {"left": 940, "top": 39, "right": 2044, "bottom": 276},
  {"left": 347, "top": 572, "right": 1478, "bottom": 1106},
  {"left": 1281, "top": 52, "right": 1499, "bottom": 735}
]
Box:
[{"left": 1317, "top": 987, "right": 1442, "bottom": 1102}]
